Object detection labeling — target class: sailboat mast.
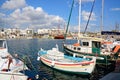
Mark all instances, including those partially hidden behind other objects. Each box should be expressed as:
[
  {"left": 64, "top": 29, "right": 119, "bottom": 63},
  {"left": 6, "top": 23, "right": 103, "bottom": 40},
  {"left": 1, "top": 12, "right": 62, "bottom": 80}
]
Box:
[
  {"left": 78, "top": 0, "right": 81, "bottom": 43},
  {"left": 100, "top": 0, "right": 104, "bottom": 35}
]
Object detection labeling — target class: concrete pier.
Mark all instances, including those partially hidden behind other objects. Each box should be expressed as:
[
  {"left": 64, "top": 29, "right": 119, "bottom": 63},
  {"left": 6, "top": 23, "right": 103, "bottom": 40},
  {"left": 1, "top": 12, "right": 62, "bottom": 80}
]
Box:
[
  {"left": 100, "top": 72, "right": 120, "bottom": 80},
  {"left": 100, "top": 59, "right": 120, "bottom": 80}
]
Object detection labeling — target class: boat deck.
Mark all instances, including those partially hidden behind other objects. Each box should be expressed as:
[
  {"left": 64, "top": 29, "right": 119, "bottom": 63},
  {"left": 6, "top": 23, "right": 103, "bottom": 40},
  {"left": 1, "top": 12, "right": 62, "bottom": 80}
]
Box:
[
  {"left": 42, "top": 54, "right": 88, "bottom": 63},
  {"left": 43, "top": 55, "right": 77, "bottom": 63}
]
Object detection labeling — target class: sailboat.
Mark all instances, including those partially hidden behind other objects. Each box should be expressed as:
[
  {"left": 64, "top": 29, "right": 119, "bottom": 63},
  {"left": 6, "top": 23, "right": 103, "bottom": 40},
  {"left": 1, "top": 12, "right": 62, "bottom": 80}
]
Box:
[
  {"left": 63, "top": 0, "right": 120, "bottom": 65},
  {"left": 54, "top": 25, "right": 65, "bottom": 39}
]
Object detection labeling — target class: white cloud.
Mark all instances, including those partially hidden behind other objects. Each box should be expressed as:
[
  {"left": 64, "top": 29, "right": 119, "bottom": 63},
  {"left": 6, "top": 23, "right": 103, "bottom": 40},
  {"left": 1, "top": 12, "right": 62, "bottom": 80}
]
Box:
[
  {"left": 3, "top": 6, "right": 65, "bottom": 29},
  {"left": 82, "top": 0, "right": 94, "bottom": 2},
  {"left": 1, "top": 0, "right": 27, "bottom": 10},
  {"left": 82, "top": 10, "right": 96, "bottom": 21},
  {"left": 110, "top": 8, "right": 120, "bottom": 11},
  {"left": 69, "top": 22, "right": 97, "bottom": 32},
  {"left": 0, "top": 13, "right": 6, "bottom": 18}
]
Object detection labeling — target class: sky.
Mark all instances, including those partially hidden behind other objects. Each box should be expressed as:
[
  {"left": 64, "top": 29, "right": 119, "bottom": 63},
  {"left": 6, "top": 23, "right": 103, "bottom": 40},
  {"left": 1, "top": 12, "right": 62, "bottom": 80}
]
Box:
[{"left": 0, "top": 0, "right": 120, "bottom": 32}]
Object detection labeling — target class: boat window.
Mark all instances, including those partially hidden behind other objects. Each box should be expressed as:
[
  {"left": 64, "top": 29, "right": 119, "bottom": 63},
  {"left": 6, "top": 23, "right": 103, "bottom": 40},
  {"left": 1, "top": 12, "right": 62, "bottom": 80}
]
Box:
[
  {"left": 82, "top": 42, "right": 89, "bottom": 46},
  {"left": 92, "top": 41, "right": 101, "bottom": 48},
  {"left": 77, "top": 47, "right": 81, "bottom": 50},
  {"left": 74, "top": 47, "right": 76, "bottom": 50},
  {"left": 0, "top": 41, "right": 3, "bottom": 47}
]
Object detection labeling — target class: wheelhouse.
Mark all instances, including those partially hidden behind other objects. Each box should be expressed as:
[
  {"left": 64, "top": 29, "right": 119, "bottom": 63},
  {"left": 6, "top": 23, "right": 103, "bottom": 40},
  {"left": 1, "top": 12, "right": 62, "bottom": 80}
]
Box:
[{"left": 72, "top": 39, "right": 101, "bottom": 54}]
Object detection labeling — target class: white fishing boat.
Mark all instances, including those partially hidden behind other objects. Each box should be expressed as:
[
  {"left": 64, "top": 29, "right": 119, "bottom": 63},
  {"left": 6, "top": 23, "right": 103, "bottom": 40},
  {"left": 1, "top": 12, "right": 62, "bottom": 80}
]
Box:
[
  {"left": 63, "top": 0, "right": 120, "bottom": 65},
  {"left": 0, "top": 39, "right": 29, "bottom": 80},
  {"left": 37, "top": 45, "right": 96, "bottom": 75}
]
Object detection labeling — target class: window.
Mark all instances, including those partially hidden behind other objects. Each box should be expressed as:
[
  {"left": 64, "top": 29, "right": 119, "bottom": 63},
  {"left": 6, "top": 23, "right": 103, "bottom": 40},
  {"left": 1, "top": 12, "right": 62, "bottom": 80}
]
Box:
[
  {"left": 74, "top": 47, "right": 76, "bottom": 50},
  {"left": 77, "top": 47, "right": 81, "bottom": 50},
  {"left": 82, "top": 42, "right": 89, "bottom": 46},
  {"left": 0, "top": 41, "right": 3, "bottom": 47},
  {"left": 92, "top": 41, "right": 100, "bottom": 48}
]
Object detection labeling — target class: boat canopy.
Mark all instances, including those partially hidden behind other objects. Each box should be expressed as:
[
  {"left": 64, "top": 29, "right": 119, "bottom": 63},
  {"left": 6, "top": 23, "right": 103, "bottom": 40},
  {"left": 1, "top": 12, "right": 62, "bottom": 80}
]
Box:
[{"left": 73, "top": 43, "right": 80, "bottom": 46}]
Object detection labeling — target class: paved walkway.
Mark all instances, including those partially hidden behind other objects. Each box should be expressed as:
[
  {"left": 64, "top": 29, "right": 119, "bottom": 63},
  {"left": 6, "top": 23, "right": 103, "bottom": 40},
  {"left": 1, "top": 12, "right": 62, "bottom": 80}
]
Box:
[
  {"left": 100, "top": 72, "right": 120, "bottom": 80},
  {"left": 100, "top": 59, "right": 120, "bottom": 80}
]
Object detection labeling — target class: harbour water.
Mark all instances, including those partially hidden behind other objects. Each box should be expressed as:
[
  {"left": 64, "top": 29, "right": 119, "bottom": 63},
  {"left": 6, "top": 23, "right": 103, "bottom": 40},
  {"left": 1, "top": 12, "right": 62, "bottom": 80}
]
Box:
[{"left": 7, "top": 39, "right": 115, "bottom": 80}]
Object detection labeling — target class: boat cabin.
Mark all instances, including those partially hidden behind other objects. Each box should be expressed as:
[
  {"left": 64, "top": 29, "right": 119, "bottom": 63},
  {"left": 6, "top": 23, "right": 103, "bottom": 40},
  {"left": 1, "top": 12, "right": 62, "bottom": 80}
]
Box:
[
  {"left": 72, "top": 38, "right": 101, "bottom": 54},
  {"left": 0, "top": 39, "right": 7, "bottom": 49}
]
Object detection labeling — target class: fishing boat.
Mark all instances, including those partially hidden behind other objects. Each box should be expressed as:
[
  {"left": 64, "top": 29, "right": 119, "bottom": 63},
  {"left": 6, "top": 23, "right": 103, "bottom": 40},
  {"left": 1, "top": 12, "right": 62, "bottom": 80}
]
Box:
[
  {"left": 37, "top": 45, "right": 96, "bottom": 75},
  {"left": 0, "top": 39, "right": 30, "bottom": 80},
  {"left": 63, "top": 0, "right": 120, "bottom": 65},
  {"left": 54, "top": 35, "right": 64, "bottom": 39},
  {"left": 63, "top": 37, "right": 120, "bottom": 64}
]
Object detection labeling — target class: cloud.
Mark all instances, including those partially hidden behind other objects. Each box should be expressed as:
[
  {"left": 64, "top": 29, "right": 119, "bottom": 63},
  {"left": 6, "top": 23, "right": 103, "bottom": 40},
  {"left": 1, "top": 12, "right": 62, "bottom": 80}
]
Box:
[
  {"left": 1, "top": 0, "right": 27, "bottom": 10},
  {"left": 1, "top": 6, "right": 65, "bottom": 29},
  {"left": 110, "top": 8, "right": 120, "bottom": 11},
  {"left": 0, "top": 13, "right": 6, "bottom": 18},
  {"left": 69, "top": 22, "right": 96, "bottom": 32},
  {"left": 82, "top": 10, "right": 96, "bottom": 21},
  {"left": 82, "top": 0, "right": 94, "bottom": 2}
]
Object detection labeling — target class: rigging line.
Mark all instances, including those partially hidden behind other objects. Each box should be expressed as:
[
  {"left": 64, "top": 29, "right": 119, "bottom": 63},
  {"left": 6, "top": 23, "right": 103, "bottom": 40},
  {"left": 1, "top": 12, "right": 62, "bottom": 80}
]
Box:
[
  {"left": 10, "top": 73, "right": 15, "bottom": 80},
  {"left": 64, "top": 0, "right": 74, "bottom": 41},
  {"left": 26, "top": 55, "right": 37, "bottom": 71},
  {"left": 83, "top": 0, "right": 96, "bottom": 34},
  {"left": 23, "top": 55, "right": 36, "bottom": 71}
]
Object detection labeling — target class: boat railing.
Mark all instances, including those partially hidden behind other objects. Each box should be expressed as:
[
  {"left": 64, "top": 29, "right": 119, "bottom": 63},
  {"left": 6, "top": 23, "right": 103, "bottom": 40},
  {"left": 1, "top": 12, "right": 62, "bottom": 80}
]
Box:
[
  {"left": 42, "top": 53, "right": 62, "bottom": 59},
  {"left": 64, "top": 55, "right": 90, "bottom": 62}
]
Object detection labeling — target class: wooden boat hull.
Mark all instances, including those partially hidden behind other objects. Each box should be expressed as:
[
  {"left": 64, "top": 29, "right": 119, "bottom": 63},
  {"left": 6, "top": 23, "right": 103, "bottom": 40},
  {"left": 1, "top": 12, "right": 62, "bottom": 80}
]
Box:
[
  {"left": 38, "top": 54, "right": 96, "bottom": 75},
  {"left": 63, "top": 45, "right": 111, "bottom": 65},
  {"left": 54, "top": 35, "right": 64, "bottom": 39}
]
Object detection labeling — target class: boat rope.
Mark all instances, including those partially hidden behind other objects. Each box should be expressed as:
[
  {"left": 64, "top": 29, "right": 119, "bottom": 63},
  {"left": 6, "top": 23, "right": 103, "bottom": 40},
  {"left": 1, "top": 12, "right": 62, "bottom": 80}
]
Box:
[
  {"left": 23, "top": 55, "right": 36, "bottom": 71},
  {"left": 23, "top": 55, "right": 40, "bottom": 79},
  {"left": 83, "top": 0, "right": 96, "bottom": 34},
  {"left": 64, "top": 0, "right": 74, "bottom": 42},
  {"left": 10, "top": 73, "right": 15, "bottom": 80},
  {"left": 13, "top": 54, "right": 40, "bottom": 79}
]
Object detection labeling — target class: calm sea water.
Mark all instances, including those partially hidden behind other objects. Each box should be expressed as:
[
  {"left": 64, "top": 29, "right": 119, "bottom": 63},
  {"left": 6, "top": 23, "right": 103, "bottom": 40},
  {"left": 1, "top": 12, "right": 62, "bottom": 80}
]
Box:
[{"left": 7, "top": 39, "right": 114, "bottom": 80}]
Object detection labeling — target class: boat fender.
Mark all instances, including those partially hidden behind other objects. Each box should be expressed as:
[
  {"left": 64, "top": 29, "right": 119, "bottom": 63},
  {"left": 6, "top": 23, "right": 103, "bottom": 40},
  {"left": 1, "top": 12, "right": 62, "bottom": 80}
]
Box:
[
  {"left": 73, "top": 53, "right": 76, "bottom": 57},
  {"left": 35, "top": 74, "right": 39, "bottom": 79},
  {"left": 51, "top": 60, "right": 55, "bottom": 67},
  {"left": 83, "top": 56, "right": 86, "bottom": 59},
  {"left": 37, "top": 57, "right": 40, "bottom": 61}
]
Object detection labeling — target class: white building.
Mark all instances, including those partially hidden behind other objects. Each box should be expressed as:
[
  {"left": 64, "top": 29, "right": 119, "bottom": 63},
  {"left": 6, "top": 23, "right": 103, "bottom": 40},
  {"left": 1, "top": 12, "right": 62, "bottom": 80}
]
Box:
[{"left": 37, "top": 29, "right": 49, "bottom": 34}]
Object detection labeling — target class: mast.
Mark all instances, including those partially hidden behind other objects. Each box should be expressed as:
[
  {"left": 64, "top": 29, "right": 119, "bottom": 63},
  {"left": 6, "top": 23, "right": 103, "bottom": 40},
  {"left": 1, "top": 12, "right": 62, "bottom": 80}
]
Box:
[
  {"left": 64, "top": 0, "right": 74, "bottom": 41},
  {"left": 78, "top": 0, "right": 81, "bottom": 43},
  {"left": 100, "top": 0, "right": 104, "bottom": 35}
]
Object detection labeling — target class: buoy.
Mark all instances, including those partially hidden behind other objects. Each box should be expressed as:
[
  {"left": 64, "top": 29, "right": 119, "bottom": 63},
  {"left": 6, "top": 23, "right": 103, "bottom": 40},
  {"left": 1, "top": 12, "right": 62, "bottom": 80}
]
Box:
[{"left": 35, "top": 74, "right": 39, "bottom": 79}]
